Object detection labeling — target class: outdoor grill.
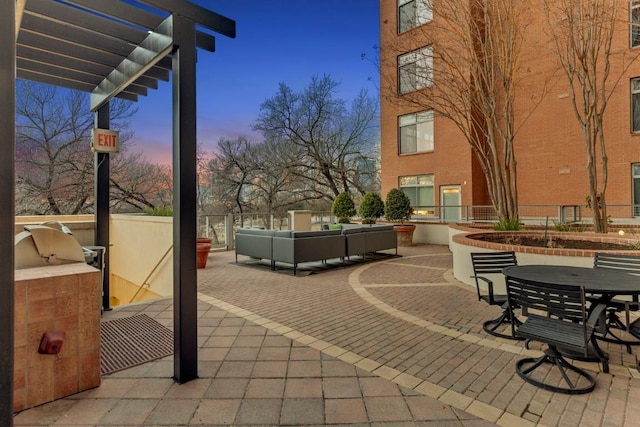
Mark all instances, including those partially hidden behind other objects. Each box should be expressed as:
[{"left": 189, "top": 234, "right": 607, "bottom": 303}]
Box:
[{"left": 15, "top": 221, "right": 95, "bottom": 269}]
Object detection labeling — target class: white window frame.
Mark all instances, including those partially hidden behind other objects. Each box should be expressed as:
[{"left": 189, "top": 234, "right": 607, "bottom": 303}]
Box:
[
  {"left": 399, "top": 174, "right": 435, "bottom": 216},
  {"left": 399, "top": 110, "right": 434, "bottom": 154},
  {"left": 398, "top": 46, "right": 433, "bottom": 94},
  {"left": 632, "top": 2, "right": 640, "bottom": 47},
  {"left": 398, "top": 0, "right": 433, "bottom": 34},
  {"left": 632, "top": 78, "right": 640, "bottom": 133}
]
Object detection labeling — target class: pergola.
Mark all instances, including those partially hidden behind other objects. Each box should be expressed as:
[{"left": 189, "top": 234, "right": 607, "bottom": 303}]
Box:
[{"left": 1, "top": 1, "right": 235, "bottom": 424}]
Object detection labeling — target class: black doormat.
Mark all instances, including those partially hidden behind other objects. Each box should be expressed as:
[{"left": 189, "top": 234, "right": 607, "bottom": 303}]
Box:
[{"left": 100, "top": 314, "right": 173, "bottom": 375}]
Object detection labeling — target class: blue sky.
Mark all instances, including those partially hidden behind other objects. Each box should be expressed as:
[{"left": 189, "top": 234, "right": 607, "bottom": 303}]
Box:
[{"left": 131, "top": 0, "right": 380, "bottom": 164}]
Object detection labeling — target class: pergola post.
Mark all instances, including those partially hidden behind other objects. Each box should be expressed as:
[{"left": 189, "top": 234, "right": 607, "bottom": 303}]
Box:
[
  {"left": 0, "top": 1, "right": 16, "bottom": 424},
  {"left": 171, "top": 13, "right": 198, "bottom": 383},
  {"left": 94, "top": 105, "right": 111, "bottom": 311},
  {"left": 10, "top": 0, "right": 234, "bottom": 394}
]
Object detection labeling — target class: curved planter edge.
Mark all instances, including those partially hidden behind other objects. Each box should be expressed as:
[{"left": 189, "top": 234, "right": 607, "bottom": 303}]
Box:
[{"left": 448, "top": 223, "right": 640, "bottom": 291}]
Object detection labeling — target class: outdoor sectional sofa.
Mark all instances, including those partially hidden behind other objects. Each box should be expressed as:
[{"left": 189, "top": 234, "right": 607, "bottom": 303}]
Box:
[
  {"left": 340, "top": 224, "right": 399, "bottom": 259},
  {"left": 235, "top": 224, "right": 398, "bottom": 274}
]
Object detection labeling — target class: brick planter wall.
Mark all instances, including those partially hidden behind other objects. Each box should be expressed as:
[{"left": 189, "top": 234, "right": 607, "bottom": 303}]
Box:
[{"left": 449, "top": 223, "right": 640, "bottom": 290}]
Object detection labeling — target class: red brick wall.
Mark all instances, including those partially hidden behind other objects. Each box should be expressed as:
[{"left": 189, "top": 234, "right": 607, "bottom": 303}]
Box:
[{"left": 380, "top": 0, "right": 640, "bottom": 212}]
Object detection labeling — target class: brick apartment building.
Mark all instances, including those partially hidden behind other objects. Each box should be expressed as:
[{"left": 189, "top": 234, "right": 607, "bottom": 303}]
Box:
[{"left": 380, "top": 1, "right": 640, "bottom": 222}]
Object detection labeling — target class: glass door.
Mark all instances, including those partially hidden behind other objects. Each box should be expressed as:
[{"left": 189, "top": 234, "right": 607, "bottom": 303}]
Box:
[{"left": 441, "top": 186, "right": 461, "bottom": 222}]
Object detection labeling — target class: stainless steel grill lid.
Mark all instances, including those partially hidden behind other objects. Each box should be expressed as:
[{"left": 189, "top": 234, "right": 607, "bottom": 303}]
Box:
[{"left": 15, "top": 224, "right": 86, "bottom": 269}]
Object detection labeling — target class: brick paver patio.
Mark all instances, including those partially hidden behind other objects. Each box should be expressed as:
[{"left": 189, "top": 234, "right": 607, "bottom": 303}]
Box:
[{"left": 14, "top": 244, "right": 640, "bottom": 426}]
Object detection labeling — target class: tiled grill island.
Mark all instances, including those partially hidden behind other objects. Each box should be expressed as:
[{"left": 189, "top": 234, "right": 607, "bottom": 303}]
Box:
[{"left": 13, "top": 263, "right": 101, "bottom": 413}]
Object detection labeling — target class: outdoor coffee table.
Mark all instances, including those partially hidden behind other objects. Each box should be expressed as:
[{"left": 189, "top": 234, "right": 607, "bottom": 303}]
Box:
[{"left": 503, "top": 265, "right": 640, "bottom": 373}]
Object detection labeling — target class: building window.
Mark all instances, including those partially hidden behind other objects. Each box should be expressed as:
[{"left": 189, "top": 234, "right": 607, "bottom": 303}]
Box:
[
  {"left": 632, "top": 78, "right": 640, "bottom": 132},
  {"left": 399, "top": 111, "right": 434, "bottom": 154},
  {"left": 399, "top": 174, "right": 435, "bottom": 216},
  {"left": 632, "top": 2, "right": 640, "bottom": 47},
  {"left": 398, "top": 0, "right": 432, "bottom": 34},
  {"left": 398, "top": 46, "right": 433, "bottom": 94}
]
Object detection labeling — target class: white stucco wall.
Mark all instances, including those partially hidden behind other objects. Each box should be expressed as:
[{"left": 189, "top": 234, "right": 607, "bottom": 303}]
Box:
[{"left": 110, "top": 214, "right": 173, "bottom": 301}]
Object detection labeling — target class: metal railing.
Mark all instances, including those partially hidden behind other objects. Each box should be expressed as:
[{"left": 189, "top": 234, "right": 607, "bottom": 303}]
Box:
[
  {"left": 198, "top": 204, "right": 640, "bottom": 250},
  {"left": 410, "top": 204, "right": 640, "bottom": 224},
  {"left": 198, "top": 214, "right": 229, "bottom": 250},
  {"left": 197, "top": 212, "right": 336, "bottom": 250}
]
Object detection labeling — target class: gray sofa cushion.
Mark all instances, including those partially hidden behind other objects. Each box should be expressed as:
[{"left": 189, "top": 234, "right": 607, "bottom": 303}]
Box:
[
  {"left": 360, "top": 224, "right": 394, "bottom": 232},
  {"left": 342, "top": 224, "right": 397, "bottom": 256},
  {"left": 273, "top": 230, "right": 292, "bottom": 238},
  {"left": 272, "top": 234, "right": 346, "bottom": 265},
  {"left": 235, "top": 228, "right": 275, "bottom": 262},
  {"left": 364, "top": 228, "right": 397, "bottom": 253},
  {"left": 236, "top": 228, "right": 275, "bottom": 236},
  {"left": 291, "top": 229, "right": 342, "bottom": 238},
  {"left": 341, "top": 227, "right": 364, "bottom": 235},
  {"left": 339, "top": 224, "right": 361, "bottom": 230}
]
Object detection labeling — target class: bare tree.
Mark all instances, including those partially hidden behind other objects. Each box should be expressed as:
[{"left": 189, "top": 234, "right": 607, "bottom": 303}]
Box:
[
  {"left": 207, "top": 137, "right": 257, "bottom": 214},
  {"left": 253, "top": 75, "right": 379, "bottom": 201},
  {"left": 15, "top": 81, "right": 169, "bottom": 215},
  {"left": 109, "top": 153, "right": 173, "bottom": 212},
  {"left": 250, "top": 138, "right": 304, "bottom": 213},
  {"left": 544, "top": 0, "right": 638, "bottom": 232},
  {"left": 382, "top": 0, "right": 536, "bottom": 226}
]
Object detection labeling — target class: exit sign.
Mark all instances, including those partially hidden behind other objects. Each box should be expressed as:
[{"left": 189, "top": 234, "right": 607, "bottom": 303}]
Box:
[{"left": 91, "top": 128, "right": 119, "bottom": 153}]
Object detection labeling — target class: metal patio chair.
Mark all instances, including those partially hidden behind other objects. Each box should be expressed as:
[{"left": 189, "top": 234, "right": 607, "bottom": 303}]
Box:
[
  {"left": 593, "top": 253, "right": 640, "bottom": 353},
  {"left": 506, "top": 276, "right": 606, "bottom": 394},
  {"left": 470, "top": 251, "right": 523, "bottom": 340}
]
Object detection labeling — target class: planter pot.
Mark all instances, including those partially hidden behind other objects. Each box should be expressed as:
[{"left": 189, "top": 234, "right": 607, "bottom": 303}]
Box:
[
  {"left": 394, "top": 224, "right": 416, "bottom": 247},
  {"left": 197, "top": 237, "right": 213, "bottom": 244},
  {"left": 197, "top": 242, "right": 211, "bottom": 269}
]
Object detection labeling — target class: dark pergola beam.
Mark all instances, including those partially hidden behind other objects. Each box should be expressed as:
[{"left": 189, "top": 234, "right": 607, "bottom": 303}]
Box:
[
  {"left": 138, "top": 0, "right": 236, "bottom": 38},
  {"left": 20, "top": 14, "right": 136, "bottom": 60},
  {"left": 63, "top": 0, "right": 164, "bottom": 30},
  {"left": 17, "top": 46, "right": 160, "bottom": 90},
  {"left": 27, "top": 0, "right": 147, "bottom": 46},
  {"left": 17, "top": 70, "right": 139, "bottom": 102},
  {"left": 0, "top": 1, "right": 15, "bottom": 425},
  {"left": 17, "top": 58, "right": 149, "bottom": 96},
  {"left": 196, "top": 32, "right": 215, "bottom": 52},
  {"left": 17, "top": 31, "right": 172, "bottom": 80},
  {"left": 91, "top": 17, "right": 174, "bottom": 111},
  {"left": 18, "top": 44, "right": 115, "bottom": 77},
  {"left": 63, "top": 0, "right": 218, "bottom": 52}
]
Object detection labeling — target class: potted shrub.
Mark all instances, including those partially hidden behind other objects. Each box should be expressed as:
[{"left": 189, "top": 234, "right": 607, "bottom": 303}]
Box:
[
  {"left": 332, "top": 192, "right": 356, "bottom": 224},
  {"left": 358, "top": 192, "right": 384, "bottom": 224},
  {"left": 384, "top": 188, "right": 415, "bottom": 246}
]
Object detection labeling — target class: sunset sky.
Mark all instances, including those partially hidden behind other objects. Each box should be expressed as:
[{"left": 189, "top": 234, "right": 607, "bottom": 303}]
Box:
[{"left": 130, "top": 0, "right": 380, "bottom": 164}]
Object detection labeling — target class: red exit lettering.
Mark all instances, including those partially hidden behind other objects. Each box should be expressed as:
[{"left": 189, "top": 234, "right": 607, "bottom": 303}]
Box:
[{"left": 98, "top": 133, "right": 116, "bottom": 147}]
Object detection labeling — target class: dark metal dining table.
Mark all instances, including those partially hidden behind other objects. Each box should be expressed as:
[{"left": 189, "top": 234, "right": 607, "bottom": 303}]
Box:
[
  {"left": 503, "top": 265, "right": 640, "bottom": 296},
  {"left": 503, "top": 264, "right": 640, "bottom": 372}
]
